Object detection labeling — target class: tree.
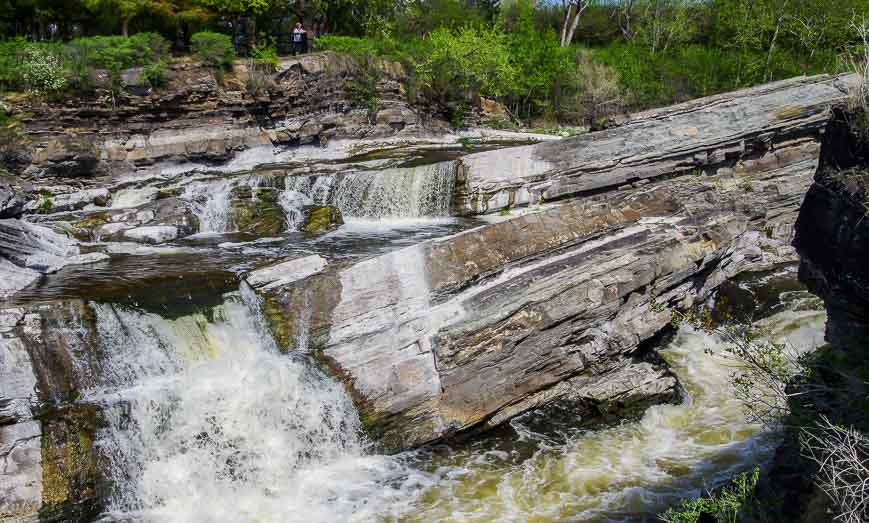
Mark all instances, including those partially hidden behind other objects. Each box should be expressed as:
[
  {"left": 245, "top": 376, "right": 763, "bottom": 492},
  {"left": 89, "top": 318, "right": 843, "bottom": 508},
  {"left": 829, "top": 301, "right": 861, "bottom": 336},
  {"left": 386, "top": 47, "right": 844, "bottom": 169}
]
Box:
[
  {"left": 560, "top": 0, "right": 594, "bottom": 47},
  {"left": 84, "top": 0, "right": 175, "bottom": 36}
]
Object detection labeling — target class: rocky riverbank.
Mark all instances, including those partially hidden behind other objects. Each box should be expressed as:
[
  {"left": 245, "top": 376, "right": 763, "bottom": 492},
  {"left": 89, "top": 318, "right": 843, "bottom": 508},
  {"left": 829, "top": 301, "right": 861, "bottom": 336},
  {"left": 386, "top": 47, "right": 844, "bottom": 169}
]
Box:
[{"left": 0, "top": 74, "right": 857, "bottom": 522}]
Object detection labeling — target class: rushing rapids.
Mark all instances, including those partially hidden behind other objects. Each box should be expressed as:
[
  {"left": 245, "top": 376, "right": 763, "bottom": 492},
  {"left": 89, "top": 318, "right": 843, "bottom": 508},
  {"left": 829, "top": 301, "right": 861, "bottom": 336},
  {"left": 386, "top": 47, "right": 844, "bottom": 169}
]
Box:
[
  {"left": 76, "top": 272, "right": 823, "bottom": 522},
  {"left": 92, "top": 294, "right": 421, "bottom": 523}
]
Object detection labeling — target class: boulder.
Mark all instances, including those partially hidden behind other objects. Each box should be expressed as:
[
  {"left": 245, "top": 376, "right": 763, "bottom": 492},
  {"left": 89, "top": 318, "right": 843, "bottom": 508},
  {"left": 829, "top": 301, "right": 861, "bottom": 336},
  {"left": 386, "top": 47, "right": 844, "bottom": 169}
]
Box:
[
  {"left": 299, "top": 205, "right": 343, "bottom": 234},
  {"left": 123, "top": 225, "right": 179, "bottom": 244},
  {"left": 0, "top": 181, "right": 25, "bottom": 218},
  {"left": 230, "top": 186, "right": 287, "bottom": 236}
]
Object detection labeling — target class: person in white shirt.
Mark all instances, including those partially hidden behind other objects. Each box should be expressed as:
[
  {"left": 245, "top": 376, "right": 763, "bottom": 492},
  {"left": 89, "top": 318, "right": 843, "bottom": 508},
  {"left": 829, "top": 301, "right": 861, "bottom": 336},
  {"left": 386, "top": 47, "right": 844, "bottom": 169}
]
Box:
[{"left": 292, "top": 23, "right": 307, "bottom": 55}]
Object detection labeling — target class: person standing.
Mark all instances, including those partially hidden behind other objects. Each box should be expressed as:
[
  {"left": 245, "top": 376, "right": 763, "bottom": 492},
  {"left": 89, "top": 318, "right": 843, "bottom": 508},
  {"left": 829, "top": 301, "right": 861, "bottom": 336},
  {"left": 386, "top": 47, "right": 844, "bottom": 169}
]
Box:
[{"left": 292, "top": 23, "right": 307, "bottom": 55}]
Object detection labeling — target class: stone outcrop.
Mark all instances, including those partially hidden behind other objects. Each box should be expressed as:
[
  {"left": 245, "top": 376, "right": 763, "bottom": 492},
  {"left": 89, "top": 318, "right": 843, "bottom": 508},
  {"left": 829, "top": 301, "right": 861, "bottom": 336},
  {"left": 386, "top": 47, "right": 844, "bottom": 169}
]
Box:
[
  {"left": 298, "top": 205, "right": 343, "bottom": 234},
  {"left": 249, "top": 144, "right": 816, "bottom": 450},
  {"left": 4, "top": 53, "right": 447, "bottom": 182},
  {"left": 0, "top": 219, "right": 109, "bottom": 297},
  {"left": 794, "top": 108, "right": 869, "bottom": 349},
  {"left": 453, "top": 74, "right": 855, "bottom": 215},
  {"left": 0, "top": 181, "right": 25, "bottom": 218},
  {"left": 0, "top": 304, "right": 107, "bottom": 522}
]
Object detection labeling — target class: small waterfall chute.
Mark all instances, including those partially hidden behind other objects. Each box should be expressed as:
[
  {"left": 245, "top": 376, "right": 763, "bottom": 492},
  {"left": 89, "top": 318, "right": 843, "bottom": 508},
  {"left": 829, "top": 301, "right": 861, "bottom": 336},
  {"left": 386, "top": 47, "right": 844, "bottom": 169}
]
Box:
[
  {"left": 91, "top": 295, "right": 424, "bottom": 522},
  {"left": 281, "top": 161, "right": 456, "bottom": 226}
]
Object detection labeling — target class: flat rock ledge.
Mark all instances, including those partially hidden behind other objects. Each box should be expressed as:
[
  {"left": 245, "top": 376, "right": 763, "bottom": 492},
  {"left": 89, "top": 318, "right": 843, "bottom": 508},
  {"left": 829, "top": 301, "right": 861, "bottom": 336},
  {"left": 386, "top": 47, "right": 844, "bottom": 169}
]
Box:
[{"left": 248, "top": 145, "right": 814, "bottom": 451}]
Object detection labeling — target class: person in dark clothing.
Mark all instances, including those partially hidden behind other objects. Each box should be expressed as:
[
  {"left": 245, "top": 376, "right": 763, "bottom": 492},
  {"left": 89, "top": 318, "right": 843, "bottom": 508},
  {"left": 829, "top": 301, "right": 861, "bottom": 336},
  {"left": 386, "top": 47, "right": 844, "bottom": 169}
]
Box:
[{"left": 292, "top": 23, "right": 307, "bottom": 55}]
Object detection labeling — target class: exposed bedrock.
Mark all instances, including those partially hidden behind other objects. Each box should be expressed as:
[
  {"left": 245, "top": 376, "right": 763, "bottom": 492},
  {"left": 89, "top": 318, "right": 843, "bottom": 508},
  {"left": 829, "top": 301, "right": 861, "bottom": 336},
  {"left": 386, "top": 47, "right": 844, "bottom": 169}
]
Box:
[
  {"left": 794, "top": 108, "right": 869, "bottom": 350},
  {"left": 4, "top": 52, "right": 445, "bottom": 181},
  {"left": 249, "top": 150, "right": 817, "bottom": 451},
  {"left": 454, "top": 74, "right": 855, "bottom": 215}
]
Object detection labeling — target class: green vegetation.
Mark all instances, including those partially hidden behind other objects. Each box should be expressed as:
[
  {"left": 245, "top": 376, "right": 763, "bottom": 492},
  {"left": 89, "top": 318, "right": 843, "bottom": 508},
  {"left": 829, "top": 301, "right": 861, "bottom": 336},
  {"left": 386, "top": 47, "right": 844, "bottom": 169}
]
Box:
[
  {"left": 661, "top": 468, "right": 761, "bottom": 523},
  {"left": 0, "top": 32, "right": 170, "bottom": 93},
  {"left": 191, "top": 31, "right": 234, "bottom": 69},
  {"left": 1, "top": 0, "right": 864, "bottom": 122}
]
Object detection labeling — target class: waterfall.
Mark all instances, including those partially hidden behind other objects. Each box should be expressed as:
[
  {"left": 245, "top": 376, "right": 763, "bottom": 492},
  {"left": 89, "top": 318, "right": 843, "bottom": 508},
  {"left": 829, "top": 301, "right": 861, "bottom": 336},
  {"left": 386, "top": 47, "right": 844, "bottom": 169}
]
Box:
[
  {"left": 91, "top": 295, "right": 424, "bottom": 522},
  {"left": 182, "top": 179, "right": 236, "bottom": 233},
  {"left": 281, "top": 161, "right": 456, "bottom": 225}
]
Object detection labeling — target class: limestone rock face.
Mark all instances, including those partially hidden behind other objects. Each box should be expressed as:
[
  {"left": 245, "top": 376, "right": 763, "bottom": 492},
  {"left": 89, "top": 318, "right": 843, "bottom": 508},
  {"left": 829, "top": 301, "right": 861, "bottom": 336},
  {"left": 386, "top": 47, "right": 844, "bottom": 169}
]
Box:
[
  {"left": 455, "top": 74, "right": 855, "bottom": 215},
  {"left": 251, "top": 145, "right": 816, "bottom": 450}
]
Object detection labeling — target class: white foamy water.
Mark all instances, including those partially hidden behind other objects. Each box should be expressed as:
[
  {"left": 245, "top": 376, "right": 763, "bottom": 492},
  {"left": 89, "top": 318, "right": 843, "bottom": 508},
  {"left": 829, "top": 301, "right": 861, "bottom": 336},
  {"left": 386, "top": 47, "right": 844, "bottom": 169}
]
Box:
[
  {"left": 280, "top": 162, "right": 456, "bottom": 227},
  {"left": 399, "top": 294, "right": 826, "bottom": 522},
  {"left": 85, "top": 278, "right": 824, "bottom": 523},
  {"left": 91, "top": 295, "right": 429, "bottom": 523}
]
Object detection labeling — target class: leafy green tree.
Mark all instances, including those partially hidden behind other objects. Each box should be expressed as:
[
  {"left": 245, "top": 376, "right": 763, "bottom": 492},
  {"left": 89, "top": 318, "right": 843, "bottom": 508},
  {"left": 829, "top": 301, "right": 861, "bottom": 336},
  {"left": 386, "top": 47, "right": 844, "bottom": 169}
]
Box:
[{"left": 84, "top": 0, "right": 176, "bottom": 37}]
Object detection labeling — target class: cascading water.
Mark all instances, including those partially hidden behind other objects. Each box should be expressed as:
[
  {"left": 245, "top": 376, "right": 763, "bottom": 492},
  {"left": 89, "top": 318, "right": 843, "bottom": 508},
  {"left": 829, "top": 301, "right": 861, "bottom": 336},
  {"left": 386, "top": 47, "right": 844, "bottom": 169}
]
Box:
[
  {"left": 279, "top": 162, "right": 456, "bottom": 228},
  {"left": 398, "top": 288, "right": 827, "bottom": 522},
  {"left": 90, "top": 293, "right": 427, "bottom": 523},
  {"left": 78, "top": 269, "right": 825, "bottom": 522}
]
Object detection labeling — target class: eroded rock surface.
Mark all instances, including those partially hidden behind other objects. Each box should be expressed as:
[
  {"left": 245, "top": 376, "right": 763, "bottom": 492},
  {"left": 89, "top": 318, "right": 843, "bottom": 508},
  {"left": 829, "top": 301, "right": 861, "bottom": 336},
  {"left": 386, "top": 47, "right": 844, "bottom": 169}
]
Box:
[
  {"left": 250, "top": 147, "right": 815, "bottom": 450},
  {"left": 454, "top": 74, "right": 854, "bottom": 214}
]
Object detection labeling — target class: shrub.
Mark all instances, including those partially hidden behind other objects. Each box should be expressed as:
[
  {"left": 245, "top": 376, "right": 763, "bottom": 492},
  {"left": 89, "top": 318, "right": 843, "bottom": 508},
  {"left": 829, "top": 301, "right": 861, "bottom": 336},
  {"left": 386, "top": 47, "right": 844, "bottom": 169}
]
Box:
[
  {"left": 660, "top": 468, "right": 761, "bottom": 523},
  {"left": 415, "top": 25, "right": 516, "bottom": 103},
  {"left": 66, "top": 32, "right": 170, "bottom": 71},
  {"left": 143, "top": 59, "right": 168, "bottom": 88},
  {"left": 191, "top": 32, "right": 235, "bottom": 69},
  {"left": 21, "top": 46, "right": 67, "bottom": 95},
  {"left": 0, "top": 38, "right": 30, "bottom": 91},
  {"left": 251, "top": 41, "right": 279, "bottom": 71}
]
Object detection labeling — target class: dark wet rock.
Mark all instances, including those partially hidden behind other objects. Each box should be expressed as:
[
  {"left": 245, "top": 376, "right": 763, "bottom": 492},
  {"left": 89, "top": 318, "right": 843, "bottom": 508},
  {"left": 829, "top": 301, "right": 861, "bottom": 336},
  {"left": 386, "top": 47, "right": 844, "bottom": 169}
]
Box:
[
  {"left": 299, "top": 205, "right": 343, "bottom": 234},
  {"left": 24, "top": 188, "right": 109, "bottom": 214},
  {"left": 794, "top": 108, "right": 869, "bottom": 350},
  {"left": 67, "top": 197, "right": 199, "bottom": 242}
]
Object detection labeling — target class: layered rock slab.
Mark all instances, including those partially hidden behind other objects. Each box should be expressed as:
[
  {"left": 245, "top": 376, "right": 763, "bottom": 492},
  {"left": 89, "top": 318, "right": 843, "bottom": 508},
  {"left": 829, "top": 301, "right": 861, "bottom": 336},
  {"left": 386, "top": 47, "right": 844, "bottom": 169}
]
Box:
[
  {"left": 455, "top": 73, "right": 854, "bottom": 214},
  {"left": 250, "top": 150, "right": 816, "bottom": 450}
]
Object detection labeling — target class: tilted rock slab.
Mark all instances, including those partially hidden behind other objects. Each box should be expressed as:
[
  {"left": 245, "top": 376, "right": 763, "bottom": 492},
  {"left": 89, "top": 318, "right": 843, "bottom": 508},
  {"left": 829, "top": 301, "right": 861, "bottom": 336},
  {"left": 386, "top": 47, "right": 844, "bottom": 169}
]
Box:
[
  {"left": 454, "top": 74, "right": 854, "bottom": 215},
  {"left": 249, "top": 146, "right": 818, "bottom": 450}
]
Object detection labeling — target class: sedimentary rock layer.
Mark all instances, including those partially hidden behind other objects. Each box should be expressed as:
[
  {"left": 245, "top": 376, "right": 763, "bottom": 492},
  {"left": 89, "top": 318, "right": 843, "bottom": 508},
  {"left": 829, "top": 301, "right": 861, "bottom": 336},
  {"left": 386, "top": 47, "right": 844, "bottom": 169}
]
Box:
[
  {"left": 6, "top": 52, "right": 439, "bottom": 180},
  {"left": 454, "top": 74, "right": 854, "bottom": 215},
  {"left": 251, "top": 148, "right": 817, "bottom": 450}
]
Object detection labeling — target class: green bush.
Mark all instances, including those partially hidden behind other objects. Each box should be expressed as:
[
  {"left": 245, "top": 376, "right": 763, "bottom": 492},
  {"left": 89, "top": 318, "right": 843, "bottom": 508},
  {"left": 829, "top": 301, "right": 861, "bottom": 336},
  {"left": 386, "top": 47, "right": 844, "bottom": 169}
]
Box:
[
  {"left": 66, "top": 32, "right": 170, "bottom": 71},
  {"left": 660, "top": 468, "right": 761, "bottom": 523},
  {"left": 143, "top": 59, "right": 168, "bottom": 88},
  {"left": 415, "top": 25, "right": 515, "bottom": 103},
  {"left": 191, "top": 32, "right": 235, "bottom": 69},
  {"left": 21, "top": 46, "right": 67, "bottom": 95},
  {"left": 0, "top": 38, "right": 30, "bottom": 91}
]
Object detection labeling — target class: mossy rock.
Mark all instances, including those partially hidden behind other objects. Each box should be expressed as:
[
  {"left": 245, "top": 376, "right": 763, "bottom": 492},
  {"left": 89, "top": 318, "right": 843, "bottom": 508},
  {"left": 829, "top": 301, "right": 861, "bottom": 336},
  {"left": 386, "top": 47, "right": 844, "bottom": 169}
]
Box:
[
  {"left": 301, "top": 205, "right": 343, "bottom": 234},
  {"left": 156, "top": 187, "right": 181, "bottom": 199},
  {"left": 230, "top": 187, "right": 286, "bottom": 236},
  {"left": 39, "top": 404, "right": 107, "bottom": 522}
]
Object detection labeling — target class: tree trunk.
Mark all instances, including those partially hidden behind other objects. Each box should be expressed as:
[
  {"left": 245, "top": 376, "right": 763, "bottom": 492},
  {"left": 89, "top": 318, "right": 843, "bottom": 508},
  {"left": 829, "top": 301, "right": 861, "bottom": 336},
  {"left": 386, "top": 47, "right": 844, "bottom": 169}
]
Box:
[
  {"left": 122, "top": 17, "right": 130, "bottom": 38},
  {"left": 560, "top": 4, "right": 573, "bottom": 46},
  {"left": 765, "top": 1, "right": 789, "bottom": 82},
  {"left": 561, "top": 2, "right": 587, "bottom": 47}
]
